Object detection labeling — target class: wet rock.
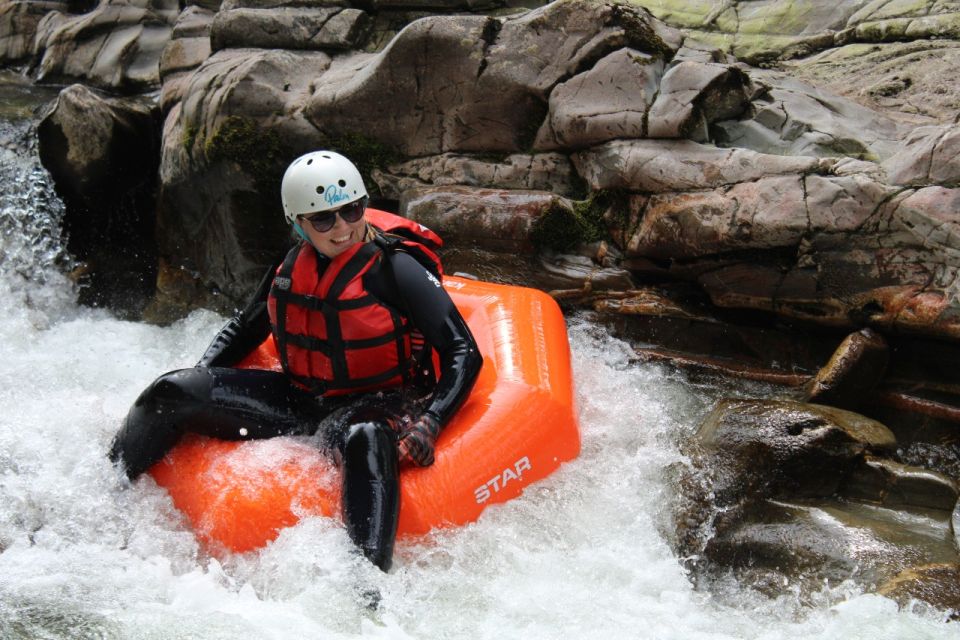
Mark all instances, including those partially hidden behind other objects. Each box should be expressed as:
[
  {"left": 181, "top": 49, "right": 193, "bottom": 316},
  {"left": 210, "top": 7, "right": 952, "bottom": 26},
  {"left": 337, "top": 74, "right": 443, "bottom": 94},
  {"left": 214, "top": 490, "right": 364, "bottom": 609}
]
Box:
[
  {"left": 372, "top": 152, "right": 577, "bottom": 199},
  {"left": 538, "top": 251, "right": 635, "bottom": 292},
  {"left": 693, "top": 400, "right": 897, "bottom": 490},
  {"left": 842, "top": 457, "right": 959, "bottom": 512},
  {"left": 705, "top": 500, "right": 958, "bottom": 593},
  {"left": 573, "top": 139, "right": 824, "bottom": 193},
  {"left": 37, "top": 84, "right": 160, "bottom": 316},
  {"left": 877, "top": 563, "right": 960, "bottom": 617},
  {"left": 399, "top": 185, "right": 563, "bottom": 253},
  {"left": 955, "top": 500, "right": 959, "bottom": 551},
  {"left": 675, "top": 397, "right": 898, "bottom": 561},
  {"left": 646, "top": 61, "right": 755, "bottom": 141},
  {"left": 210, "top": 6, "right": 371, "bottom": 51},
  {"left": 38, "top": 84, "right": 159, "bottom": 208},
  {"left": 534, "top": 48, "right": 664, "bottom": 150},
  {"left": 884, "top": 125, "right": 960, "bottom": 187},
  {"left": 33, "top": 0, "right": 180, "bottom": 91},
  {"left": 803, "top": 328, "right": 889, "bottom": 410}
]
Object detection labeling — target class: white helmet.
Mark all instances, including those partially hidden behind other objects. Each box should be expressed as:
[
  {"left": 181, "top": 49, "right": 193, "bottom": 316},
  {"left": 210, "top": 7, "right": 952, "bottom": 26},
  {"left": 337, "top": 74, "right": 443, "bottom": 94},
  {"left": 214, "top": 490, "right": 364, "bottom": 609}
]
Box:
[{"left": 280, "top": 151, "right": 368, "bottom": 224}]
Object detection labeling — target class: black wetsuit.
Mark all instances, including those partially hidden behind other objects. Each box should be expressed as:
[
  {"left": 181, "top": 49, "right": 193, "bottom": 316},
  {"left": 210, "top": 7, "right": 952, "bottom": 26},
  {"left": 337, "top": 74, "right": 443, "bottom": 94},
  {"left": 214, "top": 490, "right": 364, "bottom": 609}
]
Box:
[{"left": 110, "top": 244, "right": 482, "bottom": 571}]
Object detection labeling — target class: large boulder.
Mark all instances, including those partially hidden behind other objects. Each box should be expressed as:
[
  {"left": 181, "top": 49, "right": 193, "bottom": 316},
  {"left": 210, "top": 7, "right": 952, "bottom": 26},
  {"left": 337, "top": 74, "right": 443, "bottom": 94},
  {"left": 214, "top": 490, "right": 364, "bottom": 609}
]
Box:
[
  {"left": 534, "top": 47, "right": 664, "bottom": 150},
  {"left": 37, "top": 84, "right": 160, "bottom": 316},
  {"left": 153, "top": 0, "right": 685, "bottom": 308},
  {"left": 157, "top": 47, "right": 329, "bottom": 309},
  {"left": 645, "top": 60, "right": 754, "bottom": 141},
  {"left": 303, "top": 0, "right": 683, "bottom": 156}
]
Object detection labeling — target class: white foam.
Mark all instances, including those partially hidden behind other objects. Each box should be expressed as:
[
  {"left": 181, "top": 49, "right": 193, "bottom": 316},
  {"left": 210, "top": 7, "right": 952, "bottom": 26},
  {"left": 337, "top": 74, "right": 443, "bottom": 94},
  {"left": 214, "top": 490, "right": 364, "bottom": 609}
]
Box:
[{"left": 0, "top": 125, "right": 955, "bottom": 639}]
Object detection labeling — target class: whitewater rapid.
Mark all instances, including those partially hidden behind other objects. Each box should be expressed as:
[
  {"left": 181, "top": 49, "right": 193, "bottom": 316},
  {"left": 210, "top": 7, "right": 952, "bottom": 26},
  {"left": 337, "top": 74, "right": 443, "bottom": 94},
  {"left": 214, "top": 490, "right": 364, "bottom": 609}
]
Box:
[{"left": 0, "top": 99, "right": 955, "bottom": 639}]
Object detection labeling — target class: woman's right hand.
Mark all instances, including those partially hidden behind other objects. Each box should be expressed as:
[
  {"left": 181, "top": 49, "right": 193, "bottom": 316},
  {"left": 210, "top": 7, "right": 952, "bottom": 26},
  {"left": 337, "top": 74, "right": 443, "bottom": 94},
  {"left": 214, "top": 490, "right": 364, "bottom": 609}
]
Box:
[{"left": 397, "top": 413, "right": 441, "bottom": 467}]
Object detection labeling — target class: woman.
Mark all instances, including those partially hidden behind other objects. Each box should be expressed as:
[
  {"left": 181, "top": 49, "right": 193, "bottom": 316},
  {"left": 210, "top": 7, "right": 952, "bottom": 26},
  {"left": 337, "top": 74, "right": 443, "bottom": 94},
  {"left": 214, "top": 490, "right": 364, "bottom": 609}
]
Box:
[{"left": 110, "top": 151, "right": 483, "bottom": 571}]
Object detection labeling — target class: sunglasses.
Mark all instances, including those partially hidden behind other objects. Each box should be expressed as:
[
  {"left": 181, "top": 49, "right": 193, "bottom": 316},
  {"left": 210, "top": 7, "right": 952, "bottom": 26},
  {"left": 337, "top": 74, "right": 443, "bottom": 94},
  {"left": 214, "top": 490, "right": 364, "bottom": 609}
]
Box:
[{"left": 301, "top": 198, "right": 368, "bottom": 233}]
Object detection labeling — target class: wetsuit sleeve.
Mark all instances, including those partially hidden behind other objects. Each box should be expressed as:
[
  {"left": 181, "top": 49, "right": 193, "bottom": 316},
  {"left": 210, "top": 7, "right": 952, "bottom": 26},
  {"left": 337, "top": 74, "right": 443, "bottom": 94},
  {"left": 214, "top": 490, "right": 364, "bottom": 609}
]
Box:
[
  {"left": 384, "top": 252, "right": 482, "bottom": 427},
  {"left": 196, "top": 265, "right": 274, "bottom": 368}
]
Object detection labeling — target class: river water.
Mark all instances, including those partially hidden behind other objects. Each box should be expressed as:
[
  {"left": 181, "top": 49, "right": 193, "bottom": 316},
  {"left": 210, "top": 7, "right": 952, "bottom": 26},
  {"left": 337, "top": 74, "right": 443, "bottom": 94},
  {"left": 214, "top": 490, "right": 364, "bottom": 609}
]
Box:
[{"left": 0, "top": 78, "right": 955, "bottom": 639}]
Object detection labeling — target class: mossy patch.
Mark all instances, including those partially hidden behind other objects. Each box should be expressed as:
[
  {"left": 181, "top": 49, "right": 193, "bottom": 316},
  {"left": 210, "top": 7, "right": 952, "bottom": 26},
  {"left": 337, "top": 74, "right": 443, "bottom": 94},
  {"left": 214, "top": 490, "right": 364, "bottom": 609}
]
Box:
[
  {"left": 531, "top": 191, "right": 624, "bottom": 252},
  {"left": 182, "top": 123, "right": 198, "bottom": 151},
  {"left": 205, "top": 115, "right": 285, "bottom": 192},
  {"left": 318, "top": 131, "right": 401, "bottom": 198},
  {"left": 611, "top": 3, "right": 677, "bottom": 58}
]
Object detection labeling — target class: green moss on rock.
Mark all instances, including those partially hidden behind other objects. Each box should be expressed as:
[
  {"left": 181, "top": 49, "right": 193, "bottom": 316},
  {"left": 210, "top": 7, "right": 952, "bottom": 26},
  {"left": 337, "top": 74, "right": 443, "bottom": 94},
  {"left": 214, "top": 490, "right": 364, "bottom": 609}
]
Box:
[
  {"left": 319, "top": 132, "right": 401, "bottom": 198},
  {"left": 205, "top": 115, "right": 284, "bottom": 191},
  {"left": 531, "top": 191, "right": 622, "bottom": 252}
]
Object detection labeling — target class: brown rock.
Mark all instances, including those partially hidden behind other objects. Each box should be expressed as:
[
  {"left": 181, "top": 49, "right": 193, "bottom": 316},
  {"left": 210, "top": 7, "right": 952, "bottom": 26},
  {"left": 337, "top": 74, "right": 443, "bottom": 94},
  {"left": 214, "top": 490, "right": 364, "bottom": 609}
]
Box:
[
  {"left": 574, "top": 139, "right": 823, "bottom": 193},
  {"left": 804, "top": 328, "right": 889, "bottom": 410},
  {"left": 647, "top": 60, "right": 754, "bottom": 141},
  {"left": 842, "top": 457, "right": 960, "bottom": 512},
  {"left": 210, "top": 7, "right": 371, "bottom": 51},
  {"left": 884, "top": 125, "right": 960, "bottom": 187},
  {"left": 877, "top": 563, "right": 960, "bottom": 617},
  {"left": 535, "top": 48, "right": 664, "bottom": 150},
  {"left": 33, "top": 0, "right": 179, "bottom": 91},
  {"left": 372, "top": 152, "right": 577, "bottom": 199},
  {"left": 399, "top": 185, "right": 564, "bottom": 253}
]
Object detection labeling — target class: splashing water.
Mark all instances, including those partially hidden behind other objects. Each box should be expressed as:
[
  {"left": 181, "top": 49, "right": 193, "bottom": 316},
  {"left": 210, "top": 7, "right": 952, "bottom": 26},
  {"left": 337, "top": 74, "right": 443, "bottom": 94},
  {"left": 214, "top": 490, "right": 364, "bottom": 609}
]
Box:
[{"left": 0, "top": 92, "right": 955, "bottom": 640}]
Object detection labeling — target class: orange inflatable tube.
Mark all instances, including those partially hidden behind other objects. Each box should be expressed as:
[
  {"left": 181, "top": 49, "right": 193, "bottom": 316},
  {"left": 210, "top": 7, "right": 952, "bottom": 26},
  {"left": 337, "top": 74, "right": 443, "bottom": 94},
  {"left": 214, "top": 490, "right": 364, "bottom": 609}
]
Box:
[{"left": 150, "top": 276, "right": 580, "bottom": 554}]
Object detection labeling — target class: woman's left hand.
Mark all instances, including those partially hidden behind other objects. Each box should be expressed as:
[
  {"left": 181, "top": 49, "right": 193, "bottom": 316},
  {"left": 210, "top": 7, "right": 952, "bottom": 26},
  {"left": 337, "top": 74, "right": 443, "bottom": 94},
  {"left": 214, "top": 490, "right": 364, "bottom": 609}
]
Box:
[{"left": 397, "top": 413, "right": 441, "bottom": 466}]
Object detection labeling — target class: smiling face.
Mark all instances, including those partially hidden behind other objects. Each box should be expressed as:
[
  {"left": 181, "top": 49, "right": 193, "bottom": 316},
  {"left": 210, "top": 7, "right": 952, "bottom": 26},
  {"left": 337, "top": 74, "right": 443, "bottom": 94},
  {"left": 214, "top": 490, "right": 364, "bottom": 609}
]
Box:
[{"left": 299, "top": 207, "right": 367, "bottom": 258}]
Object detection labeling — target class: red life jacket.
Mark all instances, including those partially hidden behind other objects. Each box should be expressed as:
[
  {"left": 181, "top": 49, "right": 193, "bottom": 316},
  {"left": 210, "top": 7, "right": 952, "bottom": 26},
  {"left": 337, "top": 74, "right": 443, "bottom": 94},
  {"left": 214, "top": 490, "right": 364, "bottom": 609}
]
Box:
[{"left": 267, "top": 209, "right": 443, "bottom": 396}]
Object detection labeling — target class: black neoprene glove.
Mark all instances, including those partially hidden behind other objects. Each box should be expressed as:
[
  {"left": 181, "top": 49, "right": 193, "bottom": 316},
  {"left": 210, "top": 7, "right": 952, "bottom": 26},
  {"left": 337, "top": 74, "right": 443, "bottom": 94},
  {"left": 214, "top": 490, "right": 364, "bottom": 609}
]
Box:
[
  {"left": 397, "top": 412, "right": 441, "bottom": 467},
  {"left": 196, "top": 315, "right": 245, "bottom": 367}
]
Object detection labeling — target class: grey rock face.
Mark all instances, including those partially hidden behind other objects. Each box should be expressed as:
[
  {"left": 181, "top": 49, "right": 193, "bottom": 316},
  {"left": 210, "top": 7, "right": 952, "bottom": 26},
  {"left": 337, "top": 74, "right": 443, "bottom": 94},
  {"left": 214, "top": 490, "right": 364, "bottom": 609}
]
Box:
[
  {"left": 373, "top": 153, "right": 578, "bottom": 199},
  {"left": 714, "top": 70, "right": 907, "bottom": 162},
  {"left": 400, "top": 185, "right": 563, "bottom": 253},
  {"left": 647, "top": 60, "right": 754, "bottom": 141},
  {"left": 535, "top": 48, "right": 664, "bottom": 150},
  {"left": 34, "top": 0, "right": 180, "bottom": 91},
  {"left": 303, "top": 0, "right": 683, "bottom": 156},
  {"left": 0, "top": 0, "right": 66, "bottom": 63},
  {"left": 573, "top": 139, "right": 825, "bottom": 193},
  {"left": 884, "top": 125, "right": 960, "bottom": 187},
  {"left": 210, "top": 6, "right": 370, "bottom": 51}
]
